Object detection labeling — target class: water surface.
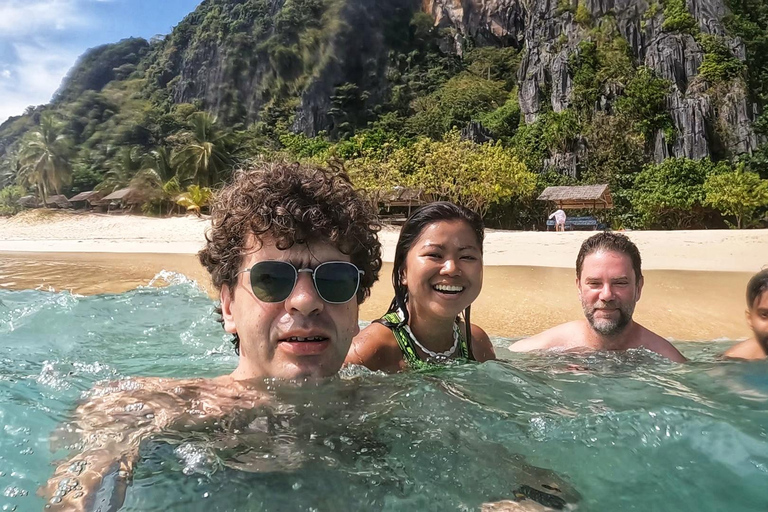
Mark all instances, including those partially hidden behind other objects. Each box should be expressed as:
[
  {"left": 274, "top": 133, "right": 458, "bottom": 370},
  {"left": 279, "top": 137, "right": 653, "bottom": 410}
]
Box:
[
  {"left": 0, "top": 252, "right": 752, "bottom": 340},
  {"left": 0, "top": 275, "right": 766, "bottom": 512}
]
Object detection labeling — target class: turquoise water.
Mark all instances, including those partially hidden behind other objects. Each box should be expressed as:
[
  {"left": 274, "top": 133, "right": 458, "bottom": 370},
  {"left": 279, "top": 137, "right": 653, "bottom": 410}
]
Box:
[{"left": 1, "top": 275, "right": 767, "bottom": 511}]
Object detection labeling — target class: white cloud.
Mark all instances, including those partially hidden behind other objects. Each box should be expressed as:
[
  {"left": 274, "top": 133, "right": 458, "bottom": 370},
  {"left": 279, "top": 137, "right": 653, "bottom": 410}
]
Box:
[
  {"left": 0, "top": 0, "right": 93, "bottom": 124},
  {"left": 0, "top": 41, "right": 79, "bottom": 123},
  {"left": 0, "top": 0, "right": 88, "bottom": 37}
]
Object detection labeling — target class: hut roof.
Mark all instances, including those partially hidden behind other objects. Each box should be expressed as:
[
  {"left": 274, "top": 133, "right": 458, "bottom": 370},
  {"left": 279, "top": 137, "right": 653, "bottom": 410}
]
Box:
[
  {"left": 45, "top": 195, "right": 72, "bottom": 208},
  {"left": 102, "top": 187, "right": 135, "bottom": 202},
  {"left": 379, "top": 186, "right": 431, "bottom": 206},
  {"left": 537, "top": 184, "right": 613, "bottom": 210},
  {"left": 17, "top": 195, "right": 38, "bottom": 208},
  {"left": 69, "top": 190, "right": 102, "bottom": 202}
]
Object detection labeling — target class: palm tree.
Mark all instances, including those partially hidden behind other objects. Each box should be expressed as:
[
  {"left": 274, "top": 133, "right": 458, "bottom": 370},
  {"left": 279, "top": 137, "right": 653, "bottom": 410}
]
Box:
[
  {"left": 132, "top": 147, "right": 181, "bottom": 214},
  {"left": 176, "top": 184, "right": 212, "bottom": 217},
  {"left": 17, "top": 112, "right": 72, "bottom": 205},
  {"left": 172, "top": 112, "right": 234, "bottom": 187},
  {"left": 97, "top": 146, "right": 144, "bottom": 193}
]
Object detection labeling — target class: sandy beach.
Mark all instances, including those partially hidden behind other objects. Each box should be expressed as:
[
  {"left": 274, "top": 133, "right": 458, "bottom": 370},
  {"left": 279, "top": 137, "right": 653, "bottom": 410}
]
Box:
[
  {"left": 1, "top": 210, "right": 766, "bottom": 340},
  {"left": 1, "top": 210, "right": 766, "bottom": 271}
]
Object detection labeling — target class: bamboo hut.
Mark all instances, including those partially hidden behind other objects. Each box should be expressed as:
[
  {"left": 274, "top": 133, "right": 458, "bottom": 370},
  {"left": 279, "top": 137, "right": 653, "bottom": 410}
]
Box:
[
  {"left": 378, "top": 186, "right": 433, "bottom": 223},
  {"left": 44, "top": 195, "right": 72, "bottom": 209},
  {"left": 100, "top": 187, "right": 141, "bottom": 212},
  {"left": 17, "top": 196, "right": 38, "bottom": 209},
  {"left": 68, "top": 190, "right": 104, "bottom": 210},
  {"left": 537, "top": 185, "right": 613, "bottom": 210}
]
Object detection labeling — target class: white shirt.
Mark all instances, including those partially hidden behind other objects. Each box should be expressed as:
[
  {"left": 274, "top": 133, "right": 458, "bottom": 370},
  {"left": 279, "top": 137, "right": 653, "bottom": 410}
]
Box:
[{"left": 549, "top": 209, "right": 566, "bottom": 224}]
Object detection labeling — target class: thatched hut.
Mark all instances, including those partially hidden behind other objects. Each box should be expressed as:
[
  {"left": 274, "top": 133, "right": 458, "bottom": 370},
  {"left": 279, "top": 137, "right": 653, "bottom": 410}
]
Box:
[
  {"left": 537, "top": 185, "right": 613, "bottom": 210},
  {"left": 100, "top": 187, "right": 141, "bottom": 212},
  {"left": 44, "top": 195, "right": 72, "bottom": 209},
  {"left": 68, "top": 190, "right": 104, "bottom": 210},
  {"left": 17, "top": 195, "right": 38, "bottom": 209},
  {"left": 378, "top": 186, "right": 433, "bottom": 223}
]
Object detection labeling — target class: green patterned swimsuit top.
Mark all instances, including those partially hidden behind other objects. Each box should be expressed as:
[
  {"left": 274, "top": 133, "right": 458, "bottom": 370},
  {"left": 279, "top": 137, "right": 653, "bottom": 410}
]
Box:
[{"left": 377, "top": 309, "right": 473, "bottom": 370}]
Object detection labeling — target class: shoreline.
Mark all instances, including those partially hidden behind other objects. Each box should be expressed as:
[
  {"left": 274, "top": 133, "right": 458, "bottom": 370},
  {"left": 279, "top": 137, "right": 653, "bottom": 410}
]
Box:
[{"left": 1, "top": 210, "right": 767, "bottom": 272}]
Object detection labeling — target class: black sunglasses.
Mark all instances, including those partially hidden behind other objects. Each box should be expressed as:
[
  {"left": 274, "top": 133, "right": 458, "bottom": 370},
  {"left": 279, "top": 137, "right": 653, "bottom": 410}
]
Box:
[{"left": 237, "top": 260, "right": 364, "bottom": 304}]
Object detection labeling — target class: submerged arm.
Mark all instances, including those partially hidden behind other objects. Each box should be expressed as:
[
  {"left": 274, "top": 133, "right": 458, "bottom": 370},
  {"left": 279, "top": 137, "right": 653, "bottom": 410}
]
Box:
[{"left": 41, "top": 379, "right": 188, "bottom": 511}]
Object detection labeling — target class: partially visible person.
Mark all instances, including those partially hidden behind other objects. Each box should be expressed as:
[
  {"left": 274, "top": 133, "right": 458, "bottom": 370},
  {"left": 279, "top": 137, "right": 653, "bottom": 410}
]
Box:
[
  {"left": 346, "top": 202, "right": 496, "bottom": 372},
  {"left": 42, "top": 163, "right": 383, "bottom": 510},
  {"left": 549, "top": 209, "right": 567, "bottom": 232},
  {"left": 509, "top": 232, "right": 686, "bottom": 362},
  {"left": 723, "top": 269, "right": 768, "bottom": 360}
]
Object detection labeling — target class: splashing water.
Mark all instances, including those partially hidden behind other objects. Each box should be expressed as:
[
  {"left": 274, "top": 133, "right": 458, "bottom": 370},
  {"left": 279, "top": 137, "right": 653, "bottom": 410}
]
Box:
[{"left": 0, "top": 276, "right": 766, "bottom": 512}]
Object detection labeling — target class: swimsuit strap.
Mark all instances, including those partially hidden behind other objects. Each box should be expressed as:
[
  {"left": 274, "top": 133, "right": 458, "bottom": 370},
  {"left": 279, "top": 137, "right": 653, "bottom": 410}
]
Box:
[{"left": 376, "top": 312, "right": 472, "bottom": 370}]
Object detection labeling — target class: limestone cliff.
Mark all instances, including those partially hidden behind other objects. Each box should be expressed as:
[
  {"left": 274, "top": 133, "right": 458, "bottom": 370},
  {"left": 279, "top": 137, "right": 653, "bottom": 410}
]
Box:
[{"left": 421, "top": 0, "right": 762, "bottom": 165}]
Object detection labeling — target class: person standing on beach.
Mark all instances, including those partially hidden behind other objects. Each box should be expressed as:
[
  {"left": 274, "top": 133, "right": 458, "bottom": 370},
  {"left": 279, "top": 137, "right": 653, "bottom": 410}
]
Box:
[
  {"left": 42, "top": 163, "right": 383, "bottom": 510},
  {"left": 346, "top": 202, "right": 496, "bottom": 372},
  {"left": 723, "top": 269, "right": 768, "bottom": 360},
  {"left": 509, "top": 232, "right": 686, "bottom": 362},
  {"left": 549, "top": 209, "right": 566, "bottom": 232}
]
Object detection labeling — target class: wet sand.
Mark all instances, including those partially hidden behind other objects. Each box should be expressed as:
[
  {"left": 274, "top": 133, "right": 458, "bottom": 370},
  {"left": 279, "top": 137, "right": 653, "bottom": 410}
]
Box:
[{"left": 0, "top": 252, "right": 752, "bottom": 341}]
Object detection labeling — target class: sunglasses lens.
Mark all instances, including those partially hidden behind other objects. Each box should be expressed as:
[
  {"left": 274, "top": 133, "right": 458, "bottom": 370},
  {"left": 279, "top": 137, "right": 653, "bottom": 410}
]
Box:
[
  {"left": 249, "top": 261, "right": 296, "bottom": 302},
  {"left": 315, "top": 262, "right": 360, "bottom": 303}
]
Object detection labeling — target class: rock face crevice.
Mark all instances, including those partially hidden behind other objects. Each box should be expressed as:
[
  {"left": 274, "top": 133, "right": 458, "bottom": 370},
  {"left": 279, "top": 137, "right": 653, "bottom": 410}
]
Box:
[
  {"left": 152, "top": 0, "right": 760, "bottom": 165},
  {"left": 424, "top": 0, "right": 762, "bottom": 165}
]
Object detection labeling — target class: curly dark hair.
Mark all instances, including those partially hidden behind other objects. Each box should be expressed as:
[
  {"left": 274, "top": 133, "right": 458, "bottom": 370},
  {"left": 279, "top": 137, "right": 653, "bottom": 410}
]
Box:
[
  {"left": 576, "top": 232, "right": 642, "bottom": 282},
  {"left": 198, "top": 162, "right": 382, "bottom": 354}
]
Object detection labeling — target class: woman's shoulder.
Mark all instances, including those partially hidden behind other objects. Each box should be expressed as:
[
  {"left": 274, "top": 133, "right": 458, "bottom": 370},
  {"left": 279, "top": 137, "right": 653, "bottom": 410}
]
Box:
[
  {"left": 469, "top": 323, "right": 496, "bottom": 362},
  {"left": 345, "top": 321, "right": 404, "bottom": 372}
]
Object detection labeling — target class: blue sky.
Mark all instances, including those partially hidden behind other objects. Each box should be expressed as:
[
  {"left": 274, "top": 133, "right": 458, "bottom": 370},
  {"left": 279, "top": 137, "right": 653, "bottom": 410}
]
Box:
[{"left": 0, "top": 0, "right": 202, "bottom": 124}]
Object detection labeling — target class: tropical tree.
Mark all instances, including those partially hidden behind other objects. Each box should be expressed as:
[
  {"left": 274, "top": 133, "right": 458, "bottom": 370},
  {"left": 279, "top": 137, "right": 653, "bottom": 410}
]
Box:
[
  {"left": 176, "top": 184, "right": 213, "bottom": 217},
  {"left": 172, "top": 112, "right": 234, "bottom": 187},
  {"left": 97, "top": 146, "right": 144, "bottom": 193},
  {"left": 16, "top": 112, "right": 72, "bottom": 205},
  {"left": 704, "top": 166, "right": 768, "bottom": 228},
  {"left": 385, "top": 130, "right": 537, "bottom": 216},
  {"left": 631, "top": 157, "right": 723, "bottom": 229},
  {"left": 131, "top": 147, "right": 182, "bottom": 215}
]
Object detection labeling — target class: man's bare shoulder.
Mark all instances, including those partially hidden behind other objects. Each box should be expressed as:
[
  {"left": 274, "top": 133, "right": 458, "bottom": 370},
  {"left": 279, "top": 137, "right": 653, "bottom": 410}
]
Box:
[
  {"left": 345, "top": 322, "right": 404, "bottom": 372},
  {"left": 508, "top": 321, "right": 586, "bottom": 353},
  {"left": 723, "top": 338, "right": 765, "bottom": 360},
  {"left": 632, "top": 325, "right": 687, "bottom": 362},
  {"left": 75, "top": 376, "right": 268, "bottom": 426}
]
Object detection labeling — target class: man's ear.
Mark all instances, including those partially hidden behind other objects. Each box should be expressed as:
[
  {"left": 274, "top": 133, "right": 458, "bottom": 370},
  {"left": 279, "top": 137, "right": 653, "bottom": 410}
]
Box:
[
  {"left": 636, "top": 275, "right": 644, "bottom": 302},
  {"left": 746, "top": 308, "right": 754, "bottom": 330},
  {"left": 575, "top": 276, "right": 582, "bottom": 299},
  {"left": 220, "top": 284, "right": 238, "bottom": 334}
]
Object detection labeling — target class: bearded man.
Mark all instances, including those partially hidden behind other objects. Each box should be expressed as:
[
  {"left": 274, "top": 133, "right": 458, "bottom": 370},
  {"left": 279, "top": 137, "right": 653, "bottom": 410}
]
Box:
[{"left": 510, "top": 232, "right": 686, "bottom": 362}]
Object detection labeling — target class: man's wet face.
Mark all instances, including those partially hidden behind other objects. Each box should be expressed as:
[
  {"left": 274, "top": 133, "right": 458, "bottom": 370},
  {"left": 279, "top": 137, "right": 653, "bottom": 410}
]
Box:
[
  {"left": 221, "top": 237, "right": 360, "bottom": 380},
  {"left": 578, "top": 250, "right": 642, "bottom": 337},
  {"left": 748, "top": 291, "right": 768, "bottom": 353}
]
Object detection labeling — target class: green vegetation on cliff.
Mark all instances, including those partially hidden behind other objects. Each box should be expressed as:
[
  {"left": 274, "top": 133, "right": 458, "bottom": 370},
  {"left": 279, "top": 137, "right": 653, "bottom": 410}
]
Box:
[{"left": 0, "top": 0, "right": 766, "bottom": 228}]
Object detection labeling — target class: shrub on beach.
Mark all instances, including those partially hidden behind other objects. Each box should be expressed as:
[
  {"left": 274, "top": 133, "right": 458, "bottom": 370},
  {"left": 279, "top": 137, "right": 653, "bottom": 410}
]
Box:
[{"left": 0, "top": 185, "right": 25, "bottom": 216}]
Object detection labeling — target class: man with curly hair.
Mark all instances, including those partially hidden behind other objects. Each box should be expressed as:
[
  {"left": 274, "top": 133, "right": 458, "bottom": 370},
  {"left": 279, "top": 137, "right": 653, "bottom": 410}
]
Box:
[{"left": 43, "top": 163, "right": 382, "bottom": 510}]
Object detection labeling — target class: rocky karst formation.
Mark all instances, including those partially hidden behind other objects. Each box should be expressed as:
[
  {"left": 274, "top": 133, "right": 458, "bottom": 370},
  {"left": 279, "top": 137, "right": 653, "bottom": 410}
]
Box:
[{"left": 421, "top": 0, "right": 762, "bottom": 166}]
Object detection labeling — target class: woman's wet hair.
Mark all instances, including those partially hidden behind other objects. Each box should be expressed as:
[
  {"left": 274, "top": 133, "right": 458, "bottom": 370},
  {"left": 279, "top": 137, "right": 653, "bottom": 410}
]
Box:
[
  {"left": 384, "top": 201, "right": 484, "bottom": 346},
  {"left": 198, "top": 162, "right": 382, "bottom": 354},
  {"left": 747, "top": 269, "right": 768, "bottom": 309}
]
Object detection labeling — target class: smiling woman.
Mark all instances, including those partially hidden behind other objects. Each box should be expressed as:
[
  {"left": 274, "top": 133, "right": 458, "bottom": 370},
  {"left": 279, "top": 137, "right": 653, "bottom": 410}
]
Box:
[{"left": 345, "top": 201, "right": 496, "bottom": 372}]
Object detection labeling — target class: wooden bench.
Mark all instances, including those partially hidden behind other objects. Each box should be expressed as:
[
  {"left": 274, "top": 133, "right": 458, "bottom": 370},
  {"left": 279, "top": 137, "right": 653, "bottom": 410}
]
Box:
[{"left": 546, "top": 216, "right": 599, "bottom": 231}]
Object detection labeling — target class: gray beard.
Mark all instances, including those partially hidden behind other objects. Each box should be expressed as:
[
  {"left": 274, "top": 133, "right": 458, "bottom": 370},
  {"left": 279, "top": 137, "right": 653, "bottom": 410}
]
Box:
[{"left": 583, "top": 302, "right": 634, "bottom": 337}]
